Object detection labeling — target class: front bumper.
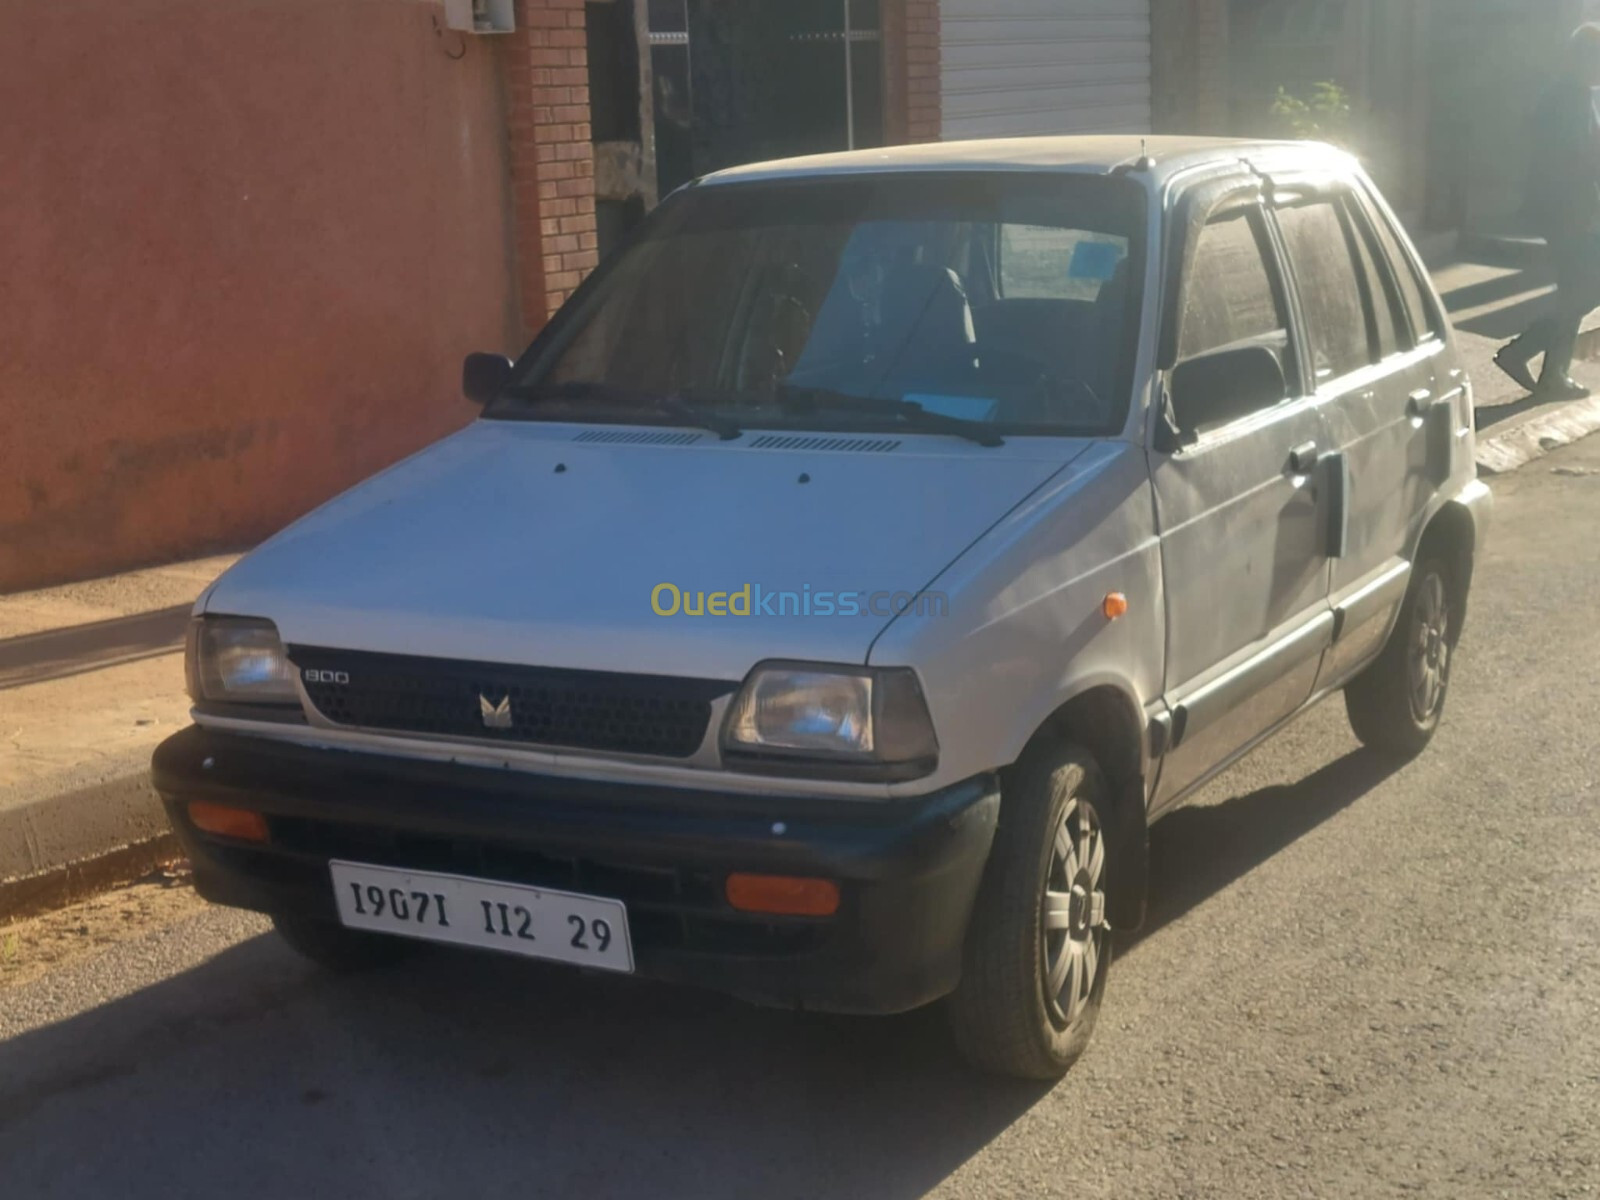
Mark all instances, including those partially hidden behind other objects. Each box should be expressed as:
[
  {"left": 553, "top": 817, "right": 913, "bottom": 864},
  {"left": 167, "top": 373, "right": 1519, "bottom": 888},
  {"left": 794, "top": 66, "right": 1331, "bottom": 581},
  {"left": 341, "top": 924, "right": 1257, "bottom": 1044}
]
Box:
[{"left": 152, "top": 726, "right": 1000, "bottom": 1015}]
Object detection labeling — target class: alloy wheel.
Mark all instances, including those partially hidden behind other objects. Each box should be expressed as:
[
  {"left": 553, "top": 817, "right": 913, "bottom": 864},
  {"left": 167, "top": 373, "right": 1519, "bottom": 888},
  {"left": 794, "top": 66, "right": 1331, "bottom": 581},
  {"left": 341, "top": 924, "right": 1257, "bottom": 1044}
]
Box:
[
  {"left": 1041, "top": 795, "right": 1108, "bottom": 1028},
  {"left": 1408, "top": 570, "right": 1451, "bottom": 723}
]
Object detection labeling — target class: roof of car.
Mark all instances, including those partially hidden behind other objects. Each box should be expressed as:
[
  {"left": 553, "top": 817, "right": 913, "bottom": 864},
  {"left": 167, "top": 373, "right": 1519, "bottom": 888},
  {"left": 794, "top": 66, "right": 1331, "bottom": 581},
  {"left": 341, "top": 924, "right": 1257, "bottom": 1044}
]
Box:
[{"left": 700, "top": 135, "right": 1352, "bottom": 189}]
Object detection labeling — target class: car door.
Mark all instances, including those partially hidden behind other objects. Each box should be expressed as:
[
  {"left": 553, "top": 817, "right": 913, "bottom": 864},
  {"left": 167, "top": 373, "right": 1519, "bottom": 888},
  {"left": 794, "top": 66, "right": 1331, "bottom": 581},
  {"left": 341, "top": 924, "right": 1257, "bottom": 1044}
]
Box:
[
  {"left": 1301, "top": 183, "right": 1460, "bottom": 686},
  {"left": 1150, "top": 195, "right": 1335, "bottom": 813}
]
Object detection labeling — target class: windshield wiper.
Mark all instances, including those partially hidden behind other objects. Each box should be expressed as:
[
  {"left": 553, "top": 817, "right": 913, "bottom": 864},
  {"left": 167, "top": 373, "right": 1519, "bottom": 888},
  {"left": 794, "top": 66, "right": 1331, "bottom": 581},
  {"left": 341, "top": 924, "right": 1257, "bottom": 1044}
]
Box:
[
  {"left": 499, "top": 380, "right": 742, "bottom": 441},
  {"left": 776, "top": 386, "right": 1005, "bottom": 448},
  {"left": 657, "top": 392, "right": 743, "bottom": 441}
]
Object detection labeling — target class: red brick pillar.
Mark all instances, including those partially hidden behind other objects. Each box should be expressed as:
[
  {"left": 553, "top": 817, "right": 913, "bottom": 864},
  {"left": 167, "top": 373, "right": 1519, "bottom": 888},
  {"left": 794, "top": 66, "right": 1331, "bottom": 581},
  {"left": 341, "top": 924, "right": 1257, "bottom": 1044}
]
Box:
[
  {"left": 505, "top": 0, "right": 599, "bottom": 336},
  {"left": 884, "top": 0, "right": 942, "bottom": 144}
]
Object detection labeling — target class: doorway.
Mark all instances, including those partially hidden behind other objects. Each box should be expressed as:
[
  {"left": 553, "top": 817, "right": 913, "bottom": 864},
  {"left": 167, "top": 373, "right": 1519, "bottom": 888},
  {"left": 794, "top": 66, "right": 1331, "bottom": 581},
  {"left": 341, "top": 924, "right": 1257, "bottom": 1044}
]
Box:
[
  {"left": 649, "top": 0, "right": 885, "bottom": 197},
  {"left": 588, "top": 1, "right": 887, "bottom": 258}
]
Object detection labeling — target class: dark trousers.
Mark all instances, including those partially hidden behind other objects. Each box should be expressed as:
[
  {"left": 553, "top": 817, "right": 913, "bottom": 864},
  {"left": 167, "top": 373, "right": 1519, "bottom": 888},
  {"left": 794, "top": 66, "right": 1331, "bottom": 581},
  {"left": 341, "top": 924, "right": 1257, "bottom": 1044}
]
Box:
[{"left": 1507, "top": 231, "right": 1600, "bottom": 384}]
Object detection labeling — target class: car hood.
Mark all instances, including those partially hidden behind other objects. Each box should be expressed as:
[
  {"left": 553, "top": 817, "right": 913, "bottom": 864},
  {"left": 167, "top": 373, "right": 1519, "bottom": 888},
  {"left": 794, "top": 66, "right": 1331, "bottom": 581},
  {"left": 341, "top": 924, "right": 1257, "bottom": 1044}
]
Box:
[{"left": 205, "top": 420, "right": 1089, "bottom": 680}]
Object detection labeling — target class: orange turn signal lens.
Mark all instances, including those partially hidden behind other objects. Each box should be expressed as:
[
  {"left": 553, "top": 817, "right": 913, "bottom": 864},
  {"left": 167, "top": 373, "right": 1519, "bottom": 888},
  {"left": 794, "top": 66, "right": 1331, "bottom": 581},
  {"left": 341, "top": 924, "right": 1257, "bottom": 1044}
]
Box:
[
  {"left": 725, "top": 873, "right": 841, "bottom": 917},
  {"left": 1102, "top": 592, "right": 1129, "bottom": 620},
  {"left": 187, "top": 801, "right": 269, "bottom": 843}
]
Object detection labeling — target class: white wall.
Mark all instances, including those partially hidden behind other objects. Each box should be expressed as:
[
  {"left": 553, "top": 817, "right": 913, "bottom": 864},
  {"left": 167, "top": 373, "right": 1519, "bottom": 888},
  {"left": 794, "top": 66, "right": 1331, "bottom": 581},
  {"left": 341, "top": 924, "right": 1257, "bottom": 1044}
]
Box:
[{"left": 941, "top": 0, "right": 1153, "bottom": 140}]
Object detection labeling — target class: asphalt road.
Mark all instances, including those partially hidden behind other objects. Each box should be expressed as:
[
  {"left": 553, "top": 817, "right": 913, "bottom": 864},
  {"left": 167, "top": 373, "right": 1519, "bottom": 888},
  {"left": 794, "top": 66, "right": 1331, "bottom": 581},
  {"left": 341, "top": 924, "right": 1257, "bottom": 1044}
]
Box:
[{"left": 5, "top": 442, "right": 1600, "bottom": 1199}]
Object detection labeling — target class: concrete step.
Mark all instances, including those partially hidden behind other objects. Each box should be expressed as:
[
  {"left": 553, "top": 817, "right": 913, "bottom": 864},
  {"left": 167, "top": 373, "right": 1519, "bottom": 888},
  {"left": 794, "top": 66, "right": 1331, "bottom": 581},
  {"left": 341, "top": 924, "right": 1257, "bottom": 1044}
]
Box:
[{"left": 1455, "top": 230, "right": 1547, "bottom": 269}]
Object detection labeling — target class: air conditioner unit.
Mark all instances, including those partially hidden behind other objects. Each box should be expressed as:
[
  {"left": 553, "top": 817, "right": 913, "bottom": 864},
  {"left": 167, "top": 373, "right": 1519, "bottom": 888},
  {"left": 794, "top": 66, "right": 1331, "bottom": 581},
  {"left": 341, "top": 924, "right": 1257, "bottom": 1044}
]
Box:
[{"left": 442, "top": 0, "right": 515, "bottom": 34}]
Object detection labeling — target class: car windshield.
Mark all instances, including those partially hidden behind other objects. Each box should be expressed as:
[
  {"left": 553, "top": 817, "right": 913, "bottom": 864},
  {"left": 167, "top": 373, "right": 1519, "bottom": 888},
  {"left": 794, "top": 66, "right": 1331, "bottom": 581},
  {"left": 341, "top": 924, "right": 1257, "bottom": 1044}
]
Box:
[{"left": 492, "top": 173, "right": 1147, "bottom": 438}]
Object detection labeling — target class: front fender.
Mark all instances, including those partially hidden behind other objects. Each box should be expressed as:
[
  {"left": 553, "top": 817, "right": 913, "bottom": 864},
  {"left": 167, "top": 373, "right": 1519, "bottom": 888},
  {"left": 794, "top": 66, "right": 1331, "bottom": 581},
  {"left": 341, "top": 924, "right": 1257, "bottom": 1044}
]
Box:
[{"left": 874, "top": 444, "right": 1163, "bottom": 797}]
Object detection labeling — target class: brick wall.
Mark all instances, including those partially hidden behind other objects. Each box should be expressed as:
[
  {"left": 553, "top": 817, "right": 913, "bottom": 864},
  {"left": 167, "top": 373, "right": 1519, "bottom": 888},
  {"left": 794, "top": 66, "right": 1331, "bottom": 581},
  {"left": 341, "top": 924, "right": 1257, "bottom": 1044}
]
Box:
[
  {"left": 506, "top": 0, "right": 599, "bottom": 334},
  {"left": 885, "top": 0, "right": 942, "bottom": 143}
]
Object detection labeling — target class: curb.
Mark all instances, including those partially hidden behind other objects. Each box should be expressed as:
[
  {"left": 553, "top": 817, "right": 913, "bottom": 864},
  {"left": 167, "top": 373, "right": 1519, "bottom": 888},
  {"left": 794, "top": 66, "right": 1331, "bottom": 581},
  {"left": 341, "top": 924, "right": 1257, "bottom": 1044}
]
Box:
[
  {"left": 1476, "top": 397, "right": 1600, "bottom": 476},
  {"left": 0, "top": 761, "right": 173, "bottom": 921},
  {"left": 0, "top": 604, "right": 189, "bottom": 689},
  {"left": 0, "top": 835, "right": 180, "bottom": 924}
]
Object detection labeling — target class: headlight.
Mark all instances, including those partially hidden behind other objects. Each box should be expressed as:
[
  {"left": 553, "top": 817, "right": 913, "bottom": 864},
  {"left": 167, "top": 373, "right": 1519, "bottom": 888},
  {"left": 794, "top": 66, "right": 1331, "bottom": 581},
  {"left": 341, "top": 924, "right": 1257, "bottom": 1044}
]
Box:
[
  {"left": 186, "top": 617, "right": 299, "bottom": 706},
  {"left": 722, "top": 664, "right": 938, "bottom": 780}
]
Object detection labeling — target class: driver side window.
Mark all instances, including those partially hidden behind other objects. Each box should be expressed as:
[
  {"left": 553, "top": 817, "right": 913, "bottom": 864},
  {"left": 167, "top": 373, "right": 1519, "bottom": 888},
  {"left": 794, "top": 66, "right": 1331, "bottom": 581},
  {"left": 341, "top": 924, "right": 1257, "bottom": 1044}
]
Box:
[
  {"left": 1178, "top": 208, "right": 1292, "bottom": 371},
  {"left": 1165, "top": 207, "right": 1299, "bottom": 437}
]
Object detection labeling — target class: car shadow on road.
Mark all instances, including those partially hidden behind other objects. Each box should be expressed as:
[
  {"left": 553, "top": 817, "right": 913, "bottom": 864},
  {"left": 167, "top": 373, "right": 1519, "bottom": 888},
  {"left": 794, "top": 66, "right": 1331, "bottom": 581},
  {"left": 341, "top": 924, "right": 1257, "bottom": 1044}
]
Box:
[
  {"left": 1125, "top": 747, "right": 1397, "bottom": 954},
  {"left": 0, "top": 930, "right": 1053, "bottom": 1198},
  {"left": 0, "top": 750, "right": 1399, "bottom": 1199}
]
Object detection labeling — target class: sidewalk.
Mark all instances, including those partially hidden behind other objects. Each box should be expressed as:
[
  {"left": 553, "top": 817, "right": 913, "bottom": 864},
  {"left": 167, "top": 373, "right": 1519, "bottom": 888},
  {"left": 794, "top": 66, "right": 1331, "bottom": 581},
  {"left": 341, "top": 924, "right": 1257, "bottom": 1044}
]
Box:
[
  {"left": 6, "top": 250, "right": 1600, "bottom": 919},
  {"left": 0, "top": 556, "right": 236, "bottom": 916}
]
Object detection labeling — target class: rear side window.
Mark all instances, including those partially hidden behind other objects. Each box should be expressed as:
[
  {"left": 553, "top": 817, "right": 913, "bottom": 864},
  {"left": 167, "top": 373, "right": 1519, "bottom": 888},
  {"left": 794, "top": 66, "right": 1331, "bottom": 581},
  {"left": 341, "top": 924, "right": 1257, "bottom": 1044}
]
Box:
[
  {"left": 1346, "top": 200, "right": 1407, "bottom": 361},
  {"left": 1277, "top": 201, "right": 1371, "bottom": 383},
  {"left": 1360, "top": 193, "right": 1441, "bottom": 346},
  {"left": 1178, "top": 209, "right": 1287, "bottom": 360}
]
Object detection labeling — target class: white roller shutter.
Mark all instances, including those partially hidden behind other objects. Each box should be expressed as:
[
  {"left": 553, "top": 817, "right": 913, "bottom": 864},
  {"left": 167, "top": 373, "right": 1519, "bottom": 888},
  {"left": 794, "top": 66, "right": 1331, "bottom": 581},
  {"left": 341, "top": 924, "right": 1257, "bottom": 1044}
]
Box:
[{"left": 941, "top": 0, "right": 1152, "bottom": 140}]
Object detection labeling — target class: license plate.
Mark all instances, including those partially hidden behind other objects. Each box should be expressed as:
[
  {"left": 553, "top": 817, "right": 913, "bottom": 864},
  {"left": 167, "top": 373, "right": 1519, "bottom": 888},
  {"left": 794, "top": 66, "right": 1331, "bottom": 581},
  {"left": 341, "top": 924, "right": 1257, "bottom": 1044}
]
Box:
[{"left": 329, "top": 860, "right": 634, "bottom": 973}]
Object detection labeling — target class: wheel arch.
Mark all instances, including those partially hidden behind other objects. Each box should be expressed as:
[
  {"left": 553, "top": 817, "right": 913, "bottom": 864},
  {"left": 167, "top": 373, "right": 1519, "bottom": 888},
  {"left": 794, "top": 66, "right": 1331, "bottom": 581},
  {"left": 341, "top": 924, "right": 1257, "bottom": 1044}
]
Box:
[
  {"left": 1415, "top": 497, "right": 1479, "bottom": 638},
  {"left": 1013, "top": 683, "right": 1150, "bottom": 932}
]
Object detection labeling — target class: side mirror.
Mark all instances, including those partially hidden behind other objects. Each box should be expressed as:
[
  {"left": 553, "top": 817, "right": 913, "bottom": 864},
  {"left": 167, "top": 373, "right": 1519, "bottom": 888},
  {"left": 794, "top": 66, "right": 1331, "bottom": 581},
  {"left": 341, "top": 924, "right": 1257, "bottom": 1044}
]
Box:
[
  {"left": 1166, "top": 343, "right": 1288, "bottom": 442},
  {"left": 462, "top": 353, "right": 514, "bottom": 406}
]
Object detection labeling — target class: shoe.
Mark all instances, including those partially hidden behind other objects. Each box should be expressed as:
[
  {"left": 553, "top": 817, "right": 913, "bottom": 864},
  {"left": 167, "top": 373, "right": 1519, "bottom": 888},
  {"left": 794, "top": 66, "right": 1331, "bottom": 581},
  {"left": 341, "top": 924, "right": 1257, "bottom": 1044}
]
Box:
[
  {"left": 1537, "top": 376, "right": 1592, "bottom": 401},
  {"left": 1494, "top": 346, "right": 1539, "bottom": 393}
]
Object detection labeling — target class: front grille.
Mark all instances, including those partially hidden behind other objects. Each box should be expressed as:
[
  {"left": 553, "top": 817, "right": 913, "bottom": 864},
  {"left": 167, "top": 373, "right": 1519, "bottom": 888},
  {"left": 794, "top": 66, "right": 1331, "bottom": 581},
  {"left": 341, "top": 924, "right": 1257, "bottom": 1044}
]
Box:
[
  {"left": 290, "top": 647, "right": 733, "bottom": 759},
  {"left": 269, "top": 818, "right": 829, "bottom": 957}
]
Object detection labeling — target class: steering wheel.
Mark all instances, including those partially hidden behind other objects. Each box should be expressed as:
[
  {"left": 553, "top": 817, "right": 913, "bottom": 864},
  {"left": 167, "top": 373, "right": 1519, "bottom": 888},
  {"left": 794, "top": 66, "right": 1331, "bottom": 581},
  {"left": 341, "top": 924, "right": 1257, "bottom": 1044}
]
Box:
[
  {"left": 975, "top": 344, "right": 1056, "bottom": 385},
  {"left": 975, "top": 346, "right": 1111, "bottom": 427}
]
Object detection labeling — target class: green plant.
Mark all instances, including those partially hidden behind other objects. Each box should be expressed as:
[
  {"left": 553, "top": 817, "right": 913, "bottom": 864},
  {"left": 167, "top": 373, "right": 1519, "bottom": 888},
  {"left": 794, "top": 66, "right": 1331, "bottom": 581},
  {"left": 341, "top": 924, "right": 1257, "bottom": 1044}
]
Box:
[{"left": 1270, "top": 81, "right": 1355, "bottom": 146}]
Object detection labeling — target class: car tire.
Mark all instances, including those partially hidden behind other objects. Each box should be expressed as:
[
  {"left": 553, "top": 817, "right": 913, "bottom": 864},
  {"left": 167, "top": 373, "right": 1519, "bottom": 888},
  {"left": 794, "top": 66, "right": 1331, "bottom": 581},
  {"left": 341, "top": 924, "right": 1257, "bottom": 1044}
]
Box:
[
  {"left": 947, "top": 743, "right": 1113, "bottom": 1080},
  {"left": 1344, "top": 556, "right": 1458, "bottom": 760},
  {"left": 271, "top": 912, "right": 413, "bottom": 972}
]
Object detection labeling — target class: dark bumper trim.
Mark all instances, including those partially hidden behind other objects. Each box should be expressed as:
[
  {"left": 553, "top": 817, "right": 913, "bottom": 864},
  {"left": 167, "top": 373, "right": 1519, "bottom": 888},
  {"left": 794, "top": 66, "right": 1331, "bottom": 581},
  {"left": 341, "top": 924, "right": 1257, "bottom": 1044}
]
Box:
[{"left": 152, "top": 727, "right": 1000, "bottom": 1014}]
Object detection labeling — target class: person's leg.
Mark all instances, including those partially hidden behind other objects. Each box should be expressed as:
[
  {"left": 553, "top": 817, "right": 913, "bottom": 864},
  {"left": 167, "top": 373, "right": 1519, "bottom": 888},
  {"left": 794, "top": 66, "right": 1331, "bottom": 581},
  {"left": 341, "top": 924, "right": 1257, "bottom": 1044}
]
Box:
[
  {"left": 1496, "top": 237, "right": 1575, "bottom": 391},
  {"left": 1497, "top": 318, "right": 1552, "bottom": 392},
  {"left": 1537, "top": 234, "right": 1600, "bottom": 389},
  {"left": 1539, "top": 309, "right": 1584, "bottom": 388}
]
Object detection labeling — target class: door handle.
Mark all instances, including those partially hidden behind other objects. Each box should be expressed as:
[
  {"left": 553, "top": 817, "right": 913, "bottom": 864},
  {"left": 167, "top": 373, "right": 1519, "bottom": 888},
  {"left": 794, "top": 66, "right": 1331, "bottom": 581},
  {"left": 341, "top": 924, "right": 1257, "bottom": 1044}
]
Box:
[
  {"left": 1407, "top": 389, "right": 1433, "bottom": 419},
  {"left": 1288, "top": 441, "right": 1321, "bottom": 474}
]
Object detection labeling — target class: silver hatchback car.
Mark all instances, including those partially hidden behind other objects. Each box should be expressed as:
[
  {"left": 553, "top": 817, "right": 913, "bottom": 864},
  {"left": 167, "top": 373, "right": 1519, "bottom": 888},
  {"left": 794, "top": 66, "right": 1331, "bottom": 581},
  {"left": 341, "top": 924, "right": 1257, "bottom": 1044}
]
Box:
[{"left": 155, "top": 136, "right": 1490, "bottom": 1079}]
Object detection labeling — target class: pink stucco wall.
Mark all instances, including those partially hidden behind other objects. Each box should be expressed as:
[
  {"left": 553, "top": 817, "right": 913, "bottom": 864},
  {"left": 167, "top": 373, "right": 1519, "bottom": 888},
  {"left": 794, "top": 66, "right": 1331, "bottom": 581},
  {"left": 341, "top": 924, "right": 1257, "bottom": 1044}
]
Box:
[{"left": 1, "top": 0, "right": 518, "bottom": 591}]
